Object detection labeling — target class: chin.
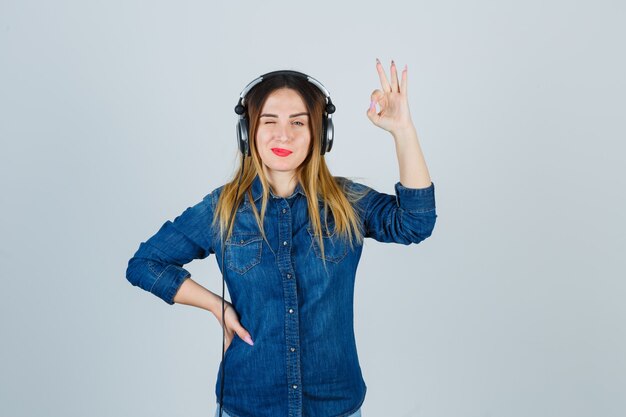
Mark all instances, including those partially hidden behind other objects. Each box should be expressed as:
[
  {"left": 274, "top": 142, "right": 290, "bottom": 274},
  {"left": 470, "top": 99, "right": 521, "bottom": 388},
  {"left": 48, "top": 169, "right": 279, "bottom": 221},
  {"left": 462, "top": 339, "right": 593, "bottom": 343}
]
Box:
[
  {"left": 261, "top": 155, "right": 304, "bottom": 172},
  {"left": 265, "top": 164, "right": 299, "bottom": 173}
]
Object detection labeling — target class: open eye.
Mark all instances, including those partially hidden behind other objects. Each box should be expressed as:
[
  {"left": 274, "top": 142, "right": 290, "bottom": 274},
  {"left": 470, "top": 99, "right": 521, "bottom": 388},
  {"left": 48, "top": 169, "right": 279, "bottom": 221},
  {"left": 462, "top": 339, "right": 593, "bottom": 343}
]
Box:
[{"left": 292, "top": 121, "right": 305, "bottom": 126}]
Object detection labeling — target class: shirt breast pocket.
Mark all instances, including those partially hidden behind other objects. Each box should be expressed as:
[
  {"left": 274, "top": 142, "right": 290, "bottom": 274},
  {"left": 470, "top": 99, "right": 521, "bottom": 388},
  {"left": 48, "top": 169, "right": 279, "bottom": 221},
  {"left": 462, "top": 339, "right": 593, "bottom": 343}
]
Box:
[
  {"left": 225, "top": 234, "right": 263, "bottom": 275},
  {"left": 306, "top": 225, "right": 348, "bottom": 263}
]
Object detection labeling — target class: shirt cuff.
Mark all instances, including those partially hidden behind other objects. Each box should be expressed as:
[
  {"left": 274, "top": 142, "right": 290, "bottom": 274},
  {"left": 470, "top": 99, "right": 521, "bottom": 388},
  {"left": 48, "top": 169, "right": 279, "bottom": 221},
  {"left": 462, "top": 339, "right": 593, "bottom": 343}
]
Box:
[
  {"left": 394, "top": 181, "right": 436, "bottom": 213},
  {"left": 152, "top": 264, "right": 191, "bottom": 305}
]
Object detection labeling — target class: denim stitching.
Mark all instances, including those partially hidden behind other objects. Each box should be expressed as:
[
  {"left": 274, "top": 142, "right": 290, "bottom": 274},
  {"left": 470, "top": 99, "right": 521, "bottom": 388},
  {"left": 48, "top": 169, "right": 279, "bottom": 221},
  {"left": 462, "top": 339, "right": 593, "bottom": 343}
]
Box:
[
  {"left": 306, "top": 226, "right": 348, "bottom": 263},
  {"left": 225, "top": 235, "right": 263, "bottom": 274}
]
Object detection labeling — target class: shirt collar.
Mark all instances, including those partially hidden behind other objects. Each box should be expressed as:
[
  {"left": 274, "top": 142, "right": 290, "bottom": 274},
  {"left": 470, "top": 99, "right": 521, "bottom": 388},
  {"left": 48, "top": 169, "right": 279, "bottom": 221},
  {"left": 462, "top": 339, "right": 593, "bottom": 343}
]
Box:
[{"left": 250, "top": 174, "right": 306, "bottom": 202}]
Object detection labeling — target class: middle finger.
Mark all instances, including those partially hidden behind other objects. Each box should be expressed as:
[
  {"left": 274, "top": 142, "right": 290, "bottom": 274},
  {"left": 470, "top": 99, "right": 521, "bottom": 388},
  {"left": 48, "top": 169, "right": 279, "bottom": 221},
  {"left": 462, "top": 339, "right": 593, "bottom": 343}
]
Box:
[{"left": 390, "top": 60, "right": 399, "bottom": 92}]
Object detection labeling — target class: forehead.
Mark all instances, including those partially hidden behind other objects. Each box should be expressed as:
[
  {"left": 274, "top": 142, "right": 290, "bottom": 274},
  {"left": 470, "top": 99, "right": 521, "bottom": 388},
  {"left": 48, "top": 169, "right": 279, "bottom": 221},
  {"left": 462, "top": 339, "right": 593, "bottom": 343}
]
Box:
[{"left": 261, "top": 88, "right": 307, "bottom": 112}]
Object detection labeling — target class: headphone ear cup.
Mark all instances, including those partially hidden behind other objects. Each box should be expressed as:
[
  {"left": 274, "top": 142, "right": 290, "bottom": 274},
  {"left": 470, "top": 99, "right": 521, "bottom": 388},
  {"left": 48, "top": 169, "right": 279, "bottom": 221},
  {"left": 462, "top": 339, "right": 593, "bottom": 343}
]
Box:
[
  {"left": 237, "top": 117, "right": 251, "bottom": 156},
  {"left": 322, "top": 116, "right": 334, "bottom": 154},
  {"left": 320, "top": 116, "right": 328, "bottom": 155}
]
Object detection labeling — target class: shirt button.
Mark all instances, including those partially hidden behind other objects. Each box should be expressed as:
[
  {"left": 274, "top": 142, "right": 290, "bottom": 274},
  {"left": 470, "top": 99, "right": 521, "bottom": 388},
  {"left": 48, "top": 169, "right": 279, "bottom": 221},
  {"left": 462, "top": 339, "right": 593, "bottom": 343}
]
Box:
[
  {"left": 288, "top": 308, "right": 294, "bottom": 314},
  {"left": 287, "top": 273, "right": 292, "bottom": 279},
  {"left": 290, "top": 347, "right": 296, "bottom": 352},
  {"left": 283, "top": 241, "right": 288, "bottom": 246},
  {"left": 282, "top": 208, "right": 287, "bottom": 214},
  {"left": 292, "top": 384, "right": 298, "bottom": 389}
]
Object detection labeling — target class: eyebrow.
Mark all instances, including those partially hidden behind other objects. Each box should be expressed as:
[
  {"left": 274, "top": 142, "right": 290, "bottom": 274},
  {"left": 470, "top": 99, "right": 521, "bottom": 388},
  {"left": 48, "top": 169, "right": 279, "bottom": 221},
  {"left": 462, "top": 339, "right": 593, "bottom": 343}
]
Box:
[{"left": 260, "top": 112, "right": 310, "bottom": 118}]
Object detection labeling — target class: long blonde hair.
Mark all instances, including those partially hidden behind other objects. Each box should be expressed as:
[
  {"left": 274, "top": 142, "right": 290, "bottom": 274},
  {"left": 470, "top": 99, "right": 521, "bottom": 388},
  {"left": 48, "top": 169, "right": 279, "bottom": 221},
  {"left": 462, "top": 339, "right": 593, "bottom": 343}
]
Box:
[{"left": 214, "top": 73, "right": 367, "bottom": 260}]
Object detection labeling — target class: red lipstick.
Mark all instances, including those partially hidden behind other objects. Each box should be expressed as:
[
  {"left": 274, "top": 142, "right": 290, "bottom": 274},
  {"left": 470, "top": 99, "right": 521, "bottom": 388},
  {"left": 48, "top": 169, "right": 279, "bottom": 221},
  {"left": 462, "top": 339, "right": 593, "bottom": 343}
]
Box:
[{"left": 271, "top": 148, "right": 292, "bottom": 157}]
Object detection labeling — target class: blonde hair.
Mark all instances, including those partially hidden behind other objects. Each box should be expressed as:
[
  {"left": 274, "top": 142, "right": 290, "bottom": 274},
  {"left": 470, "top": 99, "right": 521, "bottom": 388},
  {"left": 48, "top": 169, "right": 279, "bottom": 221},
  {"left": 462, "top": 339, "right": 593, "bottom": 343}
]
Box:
[{"left": 213, "top": 74, "right": 367, "bottom": 261}]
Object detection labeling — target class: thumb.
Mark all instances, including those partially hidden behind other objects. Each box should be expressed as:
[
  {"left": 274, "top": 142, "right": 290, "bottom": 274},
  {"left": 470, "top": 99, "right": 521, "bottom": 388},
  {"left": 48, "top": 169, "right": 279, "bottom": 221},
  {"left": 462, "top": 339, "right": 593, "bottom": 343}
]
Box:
[
  {"left": 366, "top": 98, "right": 378, "bottom": 122},
  {"left": 233, "top": 322, "right": 254, "bottom": 346},
  {"left": 366, "top": 89, "right": 384, "bottom": 122}
]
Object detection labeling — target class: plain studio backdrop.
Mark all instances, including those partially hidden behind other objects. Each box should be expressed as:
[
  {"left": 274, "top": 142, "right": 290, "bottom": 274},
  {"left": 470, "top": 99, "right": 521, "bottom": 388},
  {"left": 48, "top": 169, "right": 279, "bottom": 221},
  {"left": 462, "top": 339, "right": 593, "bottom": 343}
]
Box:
[{"left": 1, "top": 1, "right": 624, "bottom": 416}]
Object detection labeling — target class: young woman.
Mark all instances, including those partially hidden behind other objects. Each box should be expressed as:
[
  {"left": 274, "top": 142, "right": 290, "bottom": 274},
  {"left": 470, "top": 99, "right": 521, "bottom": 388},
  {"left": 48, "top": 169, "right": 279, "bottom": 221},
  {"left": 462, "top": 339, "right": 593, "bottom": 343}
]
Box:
[{"left": 126, "top": 60, "right": 437, "bottom": 417}]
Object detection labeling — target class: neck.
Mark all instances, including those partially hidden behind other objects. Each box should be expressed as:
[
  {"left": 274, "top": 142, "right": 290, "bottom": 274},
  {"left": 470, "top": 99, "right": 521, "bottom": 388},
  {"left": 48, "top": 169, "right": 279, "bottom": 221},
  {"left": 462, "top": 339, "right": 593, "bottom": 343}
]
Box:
[{"left": 265, "top": 169, "right": 298, "bottom": 198}]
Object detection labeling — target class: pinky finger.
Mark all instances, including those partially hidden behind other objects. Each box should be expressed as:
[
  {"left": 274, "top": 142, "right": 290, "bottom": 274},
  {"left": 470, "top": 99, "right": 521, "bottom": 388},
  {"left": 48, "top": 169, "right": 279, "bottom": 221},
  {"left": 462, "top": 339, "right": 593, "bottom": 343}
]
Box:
[{"left": 401, "top": 64, "right": 408, "bottom": 95}]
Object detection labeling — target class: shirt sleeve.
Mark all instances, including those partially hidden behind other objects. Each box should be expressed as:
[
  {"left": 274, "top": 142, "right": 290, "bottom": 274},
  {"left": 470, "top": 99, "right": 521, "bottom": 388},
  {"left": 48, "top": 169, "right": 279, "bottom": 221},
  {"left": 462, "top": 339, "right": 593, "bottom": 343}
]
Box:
[
  {"left": 125, "top": 192, "right": 216, "bottom": 305},
  {"left": 357, "top": 181, "right": 437, "bottom": 244}
]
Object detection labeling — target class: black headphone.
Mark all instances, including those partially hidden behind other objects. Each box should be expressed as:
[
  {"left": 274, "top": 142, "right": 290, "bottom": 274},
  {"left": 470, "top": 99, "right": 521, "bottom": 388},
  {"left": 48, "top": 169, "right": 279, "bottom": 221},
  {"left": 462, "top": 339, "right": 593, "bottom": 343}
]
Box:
[{"left": 234, "top": 70, "right": 336, "bottom": 156}]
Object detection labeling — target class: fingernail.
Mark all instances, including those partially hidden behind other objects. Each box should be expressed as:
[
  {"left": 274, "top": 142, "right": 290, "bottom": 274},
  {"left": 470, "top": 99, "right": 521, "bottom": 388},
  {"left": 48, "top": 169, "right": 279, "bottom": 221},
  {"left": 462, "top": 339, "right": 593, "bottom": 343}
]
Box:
[
  {"left": 369, "top": 100, "right": 375, "bottom": 111},
  {"left": 391, "top": 60, "right": 395, "bottom": 66},
  {"left": 376, "top": 58, "right": 381, "bottom": 65},
  {"left": 244, "top": 335, "right": 254, "bottom": 346},
  {"left": 404, "top": 64, "right": 408, "bottom": 71}
]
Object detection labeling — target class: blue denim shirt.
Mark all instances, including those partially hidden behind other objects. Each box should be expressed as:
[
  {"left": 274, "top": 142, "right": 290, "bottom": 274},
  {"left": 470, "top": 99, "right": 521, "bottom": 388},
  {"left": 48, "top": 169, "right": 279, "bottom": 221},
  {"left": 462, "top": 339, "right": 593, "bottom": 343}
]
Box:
[{"left": 126, "top": 175, "right": 437, "bottom": 417}]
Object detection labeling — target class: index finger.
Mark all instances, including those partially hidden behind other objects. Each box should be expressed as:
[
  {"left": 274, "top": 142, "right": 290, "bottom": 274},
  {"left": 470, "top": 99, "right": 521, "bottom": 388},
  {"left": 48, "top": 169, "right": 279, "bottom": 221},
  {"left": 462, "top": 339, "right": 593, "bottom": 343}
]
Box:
[{"left": 376, "top": 58, "right": 391, "bottom": 92}]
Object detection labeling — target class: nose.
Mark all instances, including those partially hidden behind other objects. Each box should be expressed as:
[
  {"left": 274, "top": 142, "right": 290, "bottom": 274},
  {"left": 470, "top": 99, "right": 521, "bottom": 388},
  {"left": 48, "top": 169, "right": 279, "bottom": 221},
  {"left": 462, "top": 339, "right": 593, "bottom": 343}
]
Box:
[{"left": 274, "top": 123, "right": 291, "bottom": 142}]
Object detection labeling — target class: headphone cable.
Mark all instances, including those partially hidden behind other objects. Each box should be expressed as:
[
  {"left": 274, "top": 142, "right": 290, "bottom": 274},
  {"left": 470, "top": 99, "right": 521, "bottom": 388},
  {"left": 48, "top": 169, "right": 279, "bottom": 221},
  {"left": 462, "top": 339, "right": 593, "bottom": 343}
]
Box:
[{"left": 219, "top": 152, "right": 246, "bottom": 417}]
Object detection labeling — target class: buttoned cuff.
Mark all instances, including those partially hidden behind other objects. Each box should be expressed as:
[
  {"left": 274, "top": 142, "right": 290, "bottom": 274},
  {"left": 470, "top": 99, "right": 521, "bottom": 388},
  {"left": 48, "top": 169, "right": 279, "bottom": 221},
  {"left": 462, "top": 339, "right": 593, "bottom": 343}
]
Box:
[{"left": 394, "top": 181, "right": 436, "bottom": 213}]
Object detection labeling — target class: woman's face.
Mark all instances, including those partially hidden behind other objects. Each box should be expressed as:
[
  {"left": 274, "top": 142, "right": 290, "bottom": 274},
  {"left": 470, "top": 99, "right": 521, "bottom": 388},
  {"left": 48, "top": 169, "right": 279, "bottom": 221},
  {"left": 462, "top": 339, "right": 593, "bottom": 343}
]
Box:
[{"left": 255, "top": 88, "right": 311, "bottom": 178}]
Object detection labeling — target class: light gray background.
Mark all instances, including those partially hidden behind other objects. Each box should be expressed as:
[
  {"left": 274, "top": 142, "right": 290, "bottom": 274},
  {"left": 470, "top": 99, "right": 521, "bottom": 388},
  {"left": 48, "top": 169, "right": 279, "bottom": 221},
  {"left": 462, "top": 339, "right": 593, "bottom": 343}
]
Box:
[{"left": 1, "top": 1, "right": 624, "bottom": 416}]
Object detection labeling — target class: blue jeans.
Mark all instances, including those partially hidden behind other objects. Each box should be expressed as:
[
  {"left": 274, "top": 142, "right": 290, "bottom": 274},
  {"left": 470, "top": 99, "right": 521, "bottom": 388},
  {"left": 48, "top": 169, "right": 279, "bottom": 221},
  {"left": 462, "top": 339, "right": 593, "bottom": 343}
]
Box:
[{"left": 214, "top": 405, "right": 362, "bottom": 417}]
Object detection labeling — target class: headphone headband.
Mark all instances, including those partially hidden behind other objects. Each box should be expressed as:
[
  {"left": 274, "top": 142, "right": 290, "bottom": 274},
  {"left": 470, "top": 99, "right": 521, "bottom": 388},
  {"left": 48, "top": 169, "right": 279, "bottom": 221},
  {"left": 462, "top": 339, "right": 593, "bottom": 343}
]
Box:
[{"left": 235, "top": 70, "right": 335, "bottom": 116}]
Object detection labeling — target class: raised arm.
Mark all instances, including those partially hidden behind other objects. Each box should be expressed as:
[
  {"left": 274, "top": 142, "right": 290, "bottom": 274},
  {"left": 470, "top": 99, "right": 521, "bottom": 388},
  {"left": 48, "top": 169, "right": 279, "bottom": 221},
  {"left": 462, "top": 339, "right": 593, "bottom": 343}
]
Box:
[{"left": 366, "top": 58, "right": 432, "bottom": 189}]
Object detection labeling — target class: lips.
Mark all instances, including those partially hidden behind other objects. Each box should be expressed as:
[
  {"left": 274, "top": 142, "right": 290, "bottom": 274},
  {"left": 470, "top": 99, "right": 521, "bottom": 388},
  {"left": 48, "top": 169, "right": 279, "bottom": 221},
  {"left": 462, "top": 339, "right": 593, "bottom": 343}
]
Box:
[{"left": 271, "top": 148, "right": 292, "bottom": 157}]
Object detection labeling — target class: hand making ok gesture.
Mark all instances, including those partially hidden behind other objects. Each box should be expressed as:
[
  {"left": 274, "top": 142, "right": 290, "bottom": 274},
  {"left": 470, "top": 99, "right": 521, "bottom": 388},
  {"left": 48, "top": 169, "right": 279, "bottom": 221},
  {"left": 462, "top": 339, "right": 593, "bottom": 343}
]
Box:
[{"left": 366, "top": 58, "right": 415, "bottom": 135}]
